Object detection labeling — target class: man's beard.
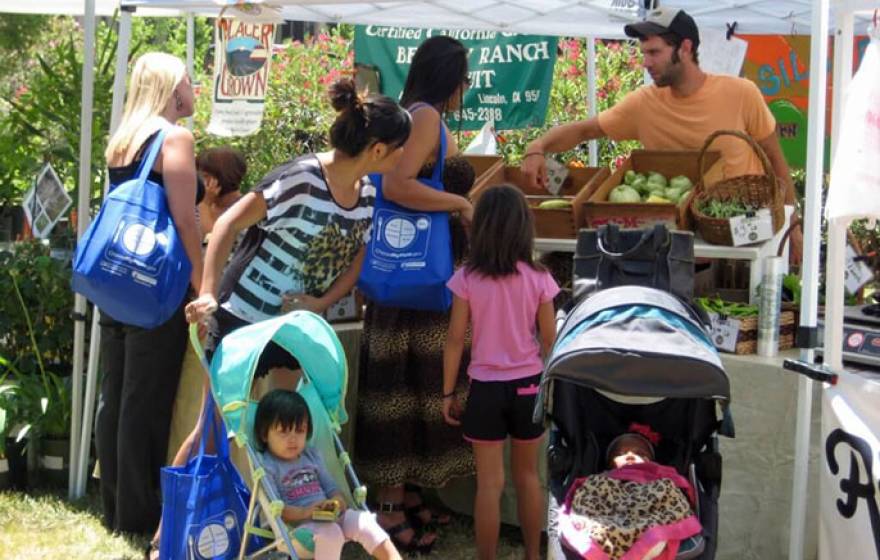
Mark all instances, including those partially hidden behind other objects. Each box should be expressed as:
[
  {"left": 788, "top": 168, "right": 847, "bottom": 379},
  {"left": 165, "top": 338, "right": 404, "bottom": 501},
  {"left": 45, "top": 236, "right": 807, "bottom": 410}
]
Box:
[{"left": 653, "top": 48, "right": 683, "bottom": 87}]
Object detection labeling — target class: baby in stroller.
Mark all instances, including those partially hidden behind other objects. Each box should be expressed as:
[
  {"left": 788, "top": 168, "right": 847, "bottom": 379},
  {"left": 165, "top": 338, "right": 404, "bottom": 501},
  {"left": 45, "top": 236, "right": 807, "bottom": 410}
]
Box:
[
  {"left": 255, "top": 389, "right": 401, "bottom": 560},
  {"left": 558, "top": 423, "right": 702, "bottom": 560}
]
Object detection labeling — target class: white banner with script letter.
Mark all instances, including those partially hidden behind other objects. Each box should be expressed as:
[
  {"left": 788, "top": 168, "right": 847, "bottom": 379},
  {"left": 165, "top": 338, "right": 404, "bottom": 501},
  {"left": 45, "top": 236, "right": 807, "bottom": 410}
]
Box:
[
  {"left": 207, "top": 18, "right": 275, "bottom": 137},
  {"left": 820, "top": 371, "right": 880, "bottom": 559}
]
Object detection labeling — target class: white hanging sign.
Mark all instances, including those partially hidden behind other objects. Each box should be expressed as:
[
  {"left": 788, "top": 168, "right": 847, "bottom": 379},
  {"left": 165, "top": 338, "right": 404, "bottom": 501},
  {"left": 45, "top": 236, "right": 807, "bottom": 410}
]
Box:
[
  {"left": 844, "top": 244, "right": 874, "bottom": 295},
  {"left": 207, "top": 19, "right": 275, "bottom": 137},
  {"left": 698, "top": 28, "right": 748, "bottom": 77},
  {"left": 22, "top": 163, "right": 72, "bottom": 239}
]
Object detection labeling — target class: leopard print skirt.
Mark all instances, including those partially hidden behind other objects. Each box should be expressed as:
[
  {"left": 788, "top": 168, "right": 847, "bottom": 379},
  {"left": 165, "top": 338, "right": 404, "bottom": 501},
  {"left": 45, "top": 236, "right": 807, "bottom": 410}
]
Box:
[{"left": 353, "top": 302, "right": 475, "bottom": 488}]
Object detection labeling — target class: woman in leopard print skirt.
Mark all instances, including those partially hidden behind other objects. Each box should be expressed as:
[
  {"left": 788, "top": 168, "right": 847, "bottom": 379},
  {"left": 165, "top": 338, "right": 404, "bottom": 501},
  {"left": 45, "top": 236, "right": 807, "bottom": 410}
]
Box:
[{"left": 354, "top": 36, "right": 477, "bottom": 554}]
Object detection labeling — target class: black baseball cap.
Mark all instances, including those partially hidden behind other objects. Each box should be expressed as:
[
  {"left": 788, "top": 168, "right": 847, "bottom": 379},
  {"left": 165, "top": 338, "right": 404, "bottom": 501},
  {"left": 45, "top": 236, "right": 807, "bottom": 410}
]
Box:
[{"left": 624, "top": 7, "right": 700, "bottom": 50}]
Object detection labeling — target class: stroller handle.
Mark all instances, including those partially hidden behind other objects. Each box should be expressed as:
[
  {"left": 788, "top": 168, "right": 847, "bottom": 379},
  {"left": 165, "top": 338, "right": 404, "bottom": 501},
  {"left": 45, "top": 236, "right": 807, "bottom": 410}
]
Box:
[{"left": 782, "top": 359, "right": 838, "bottom": 385}]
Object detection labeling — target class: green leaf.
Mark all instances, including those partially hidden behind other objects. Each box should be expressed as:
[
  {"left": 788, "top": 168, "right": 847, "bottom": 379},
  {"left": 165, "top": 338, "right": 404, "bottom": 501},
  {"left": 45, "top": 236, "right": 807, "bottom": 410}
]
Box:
[{"left": 15, "top": 424, "right": 31, "bottom": 442}]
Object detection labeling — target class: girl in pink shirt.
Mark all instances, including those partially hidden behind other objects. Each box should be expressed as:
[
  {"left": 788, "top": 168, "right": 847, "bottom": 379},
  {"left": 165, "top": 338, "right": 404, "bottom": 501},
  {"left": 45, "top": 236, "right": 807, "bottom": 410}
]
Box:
[{"left": 442, "top": 184, "right": 559, "bottom": 560}]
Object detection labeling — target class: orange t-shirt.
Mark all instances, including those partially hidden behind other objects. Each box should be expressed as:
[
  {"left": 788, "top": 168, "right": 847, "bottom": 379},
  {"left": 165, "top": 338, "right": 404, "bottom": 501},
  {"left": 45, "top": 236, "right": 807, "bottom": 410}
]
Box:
[{"left": 597, "top": 74, "right": 776, "bottom": 179}]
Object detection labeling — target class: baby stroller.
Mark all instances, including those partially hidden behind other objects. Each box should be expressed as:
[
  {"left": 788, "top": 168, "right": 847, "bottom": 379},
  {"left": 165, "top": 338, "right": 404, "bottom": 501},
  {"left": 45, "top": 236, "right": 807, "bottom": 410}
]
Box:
[
  {"left": 192, "top": 311, "right": 366, "bottom": 559},
  {"left": 538, "top": 228, "right": 734, "bottom": 560}
]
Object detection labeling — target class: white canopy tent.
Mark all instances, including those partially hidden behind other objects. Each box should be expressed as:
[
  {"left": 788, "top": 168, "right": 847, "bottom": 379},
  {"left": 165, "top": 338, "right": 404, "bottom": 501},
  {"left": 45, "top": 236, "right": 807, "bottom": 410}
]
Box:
[{"left": 0, "top": 1, "right": 876, "bottom": 558}]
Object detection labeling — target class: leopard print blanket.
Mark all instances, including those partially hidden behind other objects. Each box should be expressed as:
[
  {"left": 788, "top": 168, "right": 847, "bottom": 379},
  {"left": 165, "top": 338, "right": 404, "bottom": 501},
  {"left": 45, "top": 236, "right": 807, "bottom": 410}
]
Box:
[{"left": 559, "top": 462, "right": 701, "bottom": 560}]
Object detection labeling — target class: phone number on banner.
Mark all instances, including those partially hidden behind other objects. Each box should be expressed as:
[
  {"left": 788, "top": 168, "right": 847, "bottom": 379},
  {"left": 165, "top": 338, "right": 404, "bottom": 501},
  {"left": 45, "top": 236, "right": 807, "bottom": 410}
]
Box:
[{"left": 451, "top": 107, "right": 504, "bottom": 123}]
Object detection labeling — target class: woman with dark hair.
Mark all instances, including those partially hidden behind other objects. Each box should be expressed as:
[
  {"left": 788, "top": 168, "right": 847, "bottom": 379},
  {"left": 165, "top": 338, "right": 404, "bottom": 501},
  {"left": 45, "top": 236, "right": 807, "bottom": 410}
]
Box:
[
  {"left": 196, "top": 146, "right": 246, "bottom": 236},
  {"left": 185, "top": 78, "right": 411, "bottom": 365},
  {"left": 354, "top": 35, "right": 476, "bottom": 553}
]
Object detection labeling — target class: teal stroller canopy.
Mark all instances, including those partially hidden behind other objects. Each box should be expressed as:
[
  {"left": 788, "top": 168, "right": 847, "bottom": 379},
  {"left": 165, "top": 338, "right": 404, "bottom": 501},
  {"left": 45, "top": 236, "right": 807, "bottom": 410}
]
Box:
[{"left": 205, "top": 310, "right": 349, "bottom": 438}]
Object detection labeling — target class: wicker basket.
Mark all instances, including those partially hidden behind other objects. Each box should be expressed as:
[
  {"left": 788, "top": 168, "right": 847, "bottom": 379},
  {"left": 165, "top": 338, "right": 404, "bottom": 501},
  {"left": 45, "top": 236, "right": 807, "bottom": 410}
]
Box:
[
  {"left": 689, "top": 130, "right": 785, "bottom": 245},
  {"left": 720, "top": 310, "right": 796, "bottom": 354}
]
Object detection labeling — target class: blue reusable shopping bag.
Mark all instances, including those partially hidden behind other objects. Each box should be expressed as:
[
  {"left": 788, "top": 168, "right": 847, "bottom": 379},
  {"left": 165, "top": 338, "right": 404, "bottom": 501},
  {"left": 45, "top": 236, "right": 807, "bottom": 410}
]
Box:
[
  {"left": 71, "top": 128, "right": 191, "bottom": 328},
  {"left": 357, "top": 122, "right": 453, "bottom": 311},
  {"left": 159, "top": 393, "right": 254, "bottom": 560}
]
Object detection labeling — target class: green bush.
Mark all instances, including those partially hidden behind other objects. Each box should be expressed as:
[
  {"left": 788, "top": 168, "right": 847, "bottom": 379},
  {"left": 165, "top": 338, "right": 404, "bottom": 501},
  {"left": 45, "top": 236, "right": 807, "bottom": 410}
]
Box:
[{"left": 0, "top": 241, "right": 73, "bottom": 377}]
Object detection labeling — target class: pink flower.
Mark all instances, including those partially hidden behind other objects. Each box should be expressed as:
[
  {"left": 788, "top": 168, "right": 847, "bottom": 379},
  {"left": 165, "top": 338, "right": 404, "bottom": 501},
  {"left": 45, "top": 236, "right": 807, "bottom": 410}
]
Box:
[
  {"left": 318, "top": 32, "right": 330, "bottom": 43},
  {"left": 566, "top": 65, "right": 581, "bottom": 77},
  {"left": 614, "top": 155, "right": 626, "bottom": 169}
]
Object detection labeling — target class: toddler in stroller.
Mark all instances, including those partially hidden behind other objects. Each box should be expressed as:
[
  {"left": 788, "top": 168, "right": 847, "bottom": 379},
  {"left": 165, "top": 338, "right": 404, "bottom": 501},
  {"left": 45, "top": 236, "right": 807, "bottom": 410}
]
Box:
[
  {"left": 539, "top": 284, "right": 734, "bottom": 560},
  {"left": 254, "top": 389, "right": 400, "bottom": 560},
  {"left": 195, "top": 310, "right": 398, "bottom": 559},
  {"left": 558, "top": 422, "right": 702, "bottom": 560}
]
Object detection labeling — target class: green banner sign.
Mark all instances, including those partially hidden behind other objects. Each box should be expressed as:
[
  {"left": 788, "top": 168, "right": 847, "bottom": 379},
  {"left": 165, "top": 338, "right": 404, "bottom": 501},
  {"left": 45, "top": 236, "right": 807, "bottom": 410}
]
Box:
[{"left": 354, "top": 26, "right": 557, "bottom": 131}]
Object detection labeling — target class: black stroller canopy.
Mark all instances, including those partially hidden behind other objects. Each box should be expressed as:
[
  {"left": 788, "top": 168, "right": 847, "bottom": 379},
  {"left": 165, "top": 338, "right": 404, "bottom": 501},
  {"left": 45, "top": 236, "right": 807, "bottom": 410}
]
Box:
[{"left": 546, "top": 286, "right": 730, "bottom": 402}]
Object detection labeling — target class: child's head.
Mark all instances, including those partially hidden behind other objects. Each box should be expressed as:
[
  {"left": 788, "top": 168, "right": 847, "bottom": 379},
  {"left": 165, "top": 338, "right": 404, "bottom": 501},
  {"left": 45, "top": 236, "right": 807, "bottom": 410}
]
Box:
[
  {"left": 606, "top": 423, "right": 660, "bottom": 469},
  {"left": 254, "top": 389, "right": 312, "bottom": 460},
  {"left": 196, "top": 146, "right": 247, "bottom": 197},
  {"left": 468, "top": 184, "right": 537, "bottom": 278}
]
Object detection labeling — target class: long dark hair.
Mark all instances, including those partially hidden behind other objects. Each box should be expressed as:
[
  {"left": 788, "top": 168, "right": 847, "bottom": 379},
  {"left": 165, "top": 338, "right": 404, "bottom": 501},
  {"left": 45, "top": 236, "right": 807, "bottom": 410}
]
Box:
[
  {"left": 399, "top": 36, "right": 468, "bottom": 114},
  {"left": 467, "top": 184, "right": 542, "bottom": 278},
  {"left": 328, "top": 79, "right": 412, "bottom": 157}
]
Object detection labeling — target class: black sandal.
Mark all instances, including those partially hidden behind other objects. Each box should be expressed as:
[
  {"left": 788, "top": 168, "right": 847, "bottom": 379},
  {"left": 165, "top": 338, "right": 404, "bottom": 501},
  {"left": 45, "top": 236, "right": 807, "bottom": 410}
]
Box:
[
  {"left": 403, "top": 484, "right": 452, "bottom": 530},
  {"left": 143, "top": 538, "right": 160, "bottom": 560},
  {"left": 379, "top": 502, "right": 436, "bottom": 556}
]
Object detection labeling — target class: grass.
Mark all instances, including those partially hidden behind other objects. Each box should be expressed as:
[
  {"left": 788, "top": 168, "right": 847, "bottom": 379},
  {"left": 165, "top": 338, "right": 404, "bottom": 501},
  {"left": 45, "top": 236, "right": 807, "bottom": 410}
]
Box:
[
  {"left": 0, "top": 490, "right": 147, "bottom": 560},
  {"left": 0, "top": 489, "right": 538, "bottom": 559}
]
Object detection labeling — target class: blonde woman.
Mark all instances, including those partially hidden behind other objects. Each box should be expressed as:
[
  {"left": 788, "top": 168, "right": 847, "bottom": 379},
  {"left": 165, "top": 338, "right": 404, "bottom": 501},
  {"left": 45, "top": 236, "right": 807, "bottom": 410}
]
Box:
[{"left": 95, "top": 52, "right": 204, "bottom": 536}]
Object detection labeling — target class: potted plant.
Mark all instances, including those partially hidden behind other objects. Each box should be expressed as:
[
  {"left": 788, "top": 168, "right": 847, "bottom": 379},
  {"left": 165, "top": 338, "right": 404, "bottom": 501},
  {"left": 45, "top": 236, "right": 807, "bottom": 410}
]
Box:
[
  {"left": 0, "top": 243, "right": 74, "bottom": 488},
  {"left": 0, "top": 365, "right": 37, "bottom": 490},
  {"left": 0, "top": 384, "right": 11, "bottom": 490}
]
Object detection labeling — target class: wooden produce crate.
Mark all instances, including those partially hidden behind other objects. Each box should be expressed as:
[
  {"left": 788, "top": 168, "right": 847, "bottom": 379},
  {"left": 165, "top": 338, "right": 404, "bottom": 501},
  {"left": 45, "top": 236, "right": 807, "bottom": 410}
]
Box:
[
  {"left": 470, "top": 164, "right": 609, "bottom": 239},
  {"left": 462, "top": 154, "right": 504, "bottom": 187},
  {"left": 583, "top": 150, "right": 723, "bottom": 230}
]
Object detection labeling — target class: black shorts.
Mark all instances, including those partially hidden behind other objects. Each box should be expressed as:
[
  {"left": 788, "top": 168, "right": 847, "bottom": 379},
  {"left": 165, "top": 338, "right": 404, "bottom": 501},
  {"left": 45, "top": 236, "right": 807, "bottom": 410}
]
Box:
[
  {"left": 462, "top": 373, "right": 545, "bottom": 443},
  {"left": 207, "top": 307, "right": 301, "bottom": 378}
]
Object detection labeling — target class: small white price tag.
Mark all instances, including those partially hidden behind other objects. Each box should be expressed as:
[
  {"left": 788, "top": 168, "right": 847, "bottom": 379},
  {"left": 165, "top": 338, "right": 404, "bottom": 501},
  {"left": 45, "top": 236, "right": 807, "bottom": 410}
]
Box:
[
  {"left": 323, "top": 292, "right": 358, "bottom": 322},
  {"left": 707, "top": 311, "right": 741, "bottom": 353},
  {"left": 728, "top": 208, "right": 774, "bottom": 246},
  {"left": 844, "top": 244, "right": 874, "bottom": 295},
  {"left": 544, "top": 157, "right": 569, "bottom": 196}
]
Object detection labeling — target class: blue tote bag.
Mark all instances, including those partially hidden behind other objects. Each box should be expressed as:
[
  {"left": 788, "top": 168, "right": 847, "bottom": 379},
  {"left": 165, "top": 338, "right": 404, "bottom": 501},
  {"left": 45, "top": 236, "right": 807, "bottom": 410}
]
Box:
[
  {"left": 72, "top": 128, "right": 191, "bottom": 329},
  {"left": 357, "top": 122, "right": 453, "bottom": 311},
  {"left": 159, "top": 393, "right": 254, "bottom": 560}
]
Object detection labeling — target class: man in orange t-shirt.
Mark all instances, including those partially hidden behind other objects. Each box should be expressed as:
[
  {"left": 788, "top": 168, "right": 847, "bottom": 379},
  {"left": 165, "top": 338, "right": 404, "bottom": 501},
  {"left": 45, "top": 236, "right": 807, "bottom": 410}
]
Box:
[{"left": 522, "top": 7, "right": 802, "bottom": 261}]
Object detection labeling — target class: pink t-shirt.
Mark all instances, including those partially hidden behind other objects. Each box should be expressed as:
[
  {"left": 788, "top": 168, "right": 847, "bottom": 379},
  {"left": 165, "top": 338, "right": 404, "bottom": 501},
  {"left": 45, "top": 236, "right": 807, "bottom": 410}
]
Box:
[{"left": 447, "top": 261, "right": 560, "bottom": 382}]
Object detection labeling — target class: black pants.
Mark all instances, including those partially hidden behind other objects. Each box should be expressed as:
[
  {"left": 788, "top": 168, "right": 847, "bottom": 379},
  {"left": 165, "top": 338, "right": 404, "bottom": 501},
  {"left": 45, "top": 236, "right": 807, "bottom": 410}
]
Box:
[{"left": 94, "top": 303, "right": 187, "bottom": 534}]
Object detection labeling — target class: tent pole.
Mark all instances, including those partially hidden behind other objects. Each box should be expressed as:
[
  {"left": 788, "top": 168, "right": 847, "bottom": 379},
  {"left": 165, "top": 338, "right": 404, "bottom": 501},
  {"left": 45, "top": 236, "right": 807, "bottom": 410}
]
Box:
[
  {"left": 821, "top": 0, "right": 855, "bottom": 379},
  {"left": 586, "top": 36, "right": 598, "bottom": 167},
  {"left": 69, "top": 0, "right": 97, "bottom": 500},
  {"left": 186, "top": 12, "right": 194, "bottom": 129},
  {"left": 73, "top": 7, "right": 134, "bottom": 499},
  {"left": 788, "top": 0, "right": 830, "bottom": 556}
]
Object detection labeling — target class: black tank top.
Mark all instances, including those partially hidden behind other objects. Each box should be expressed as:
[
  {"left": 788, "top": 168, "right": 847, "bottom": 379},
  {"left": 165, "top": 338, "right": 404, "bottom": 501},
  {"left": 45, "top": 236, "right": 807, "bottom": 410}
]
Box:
[{"left": 107, "top": 130, "right": 205, "bottom": 204}]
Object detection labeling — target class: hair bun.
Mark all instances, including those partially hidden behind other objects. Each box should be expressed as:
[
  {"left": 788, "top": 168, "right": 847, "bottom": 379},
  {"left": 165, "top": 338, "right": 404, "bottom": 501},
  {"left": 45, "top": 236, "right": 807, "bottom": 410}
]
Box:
[{"left": 329, "top": 78, "right": 362, "bottom": 113}]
